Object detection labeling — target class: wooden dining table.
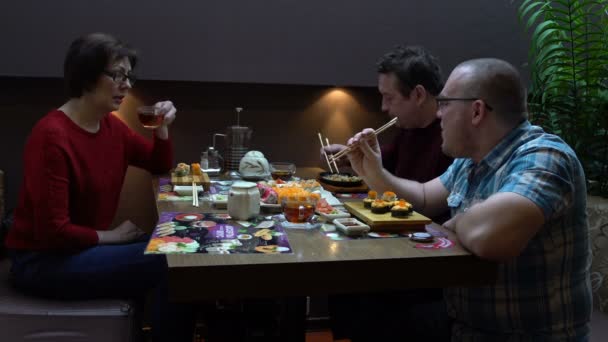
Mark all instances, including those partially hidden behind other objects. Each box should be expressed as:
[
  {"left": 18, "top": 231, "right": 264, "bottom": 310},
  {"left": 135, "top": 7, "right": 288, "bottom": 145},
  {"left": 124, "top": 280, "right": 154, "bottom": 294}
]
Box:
[{"left": 154, "top": 167, "right": 497, "bottom": 302}]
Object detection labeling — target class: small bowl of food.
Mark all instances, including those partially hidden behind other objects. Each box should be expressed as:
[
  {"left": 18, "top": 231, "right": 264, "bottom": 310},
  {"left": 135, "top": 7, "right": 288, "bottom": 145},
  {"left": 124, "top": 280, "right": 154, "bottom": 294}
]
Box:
[
  {"left": 317, "top": 208, "right": 351, "bottom": 221},
  {"left": 270, "top": 162, "right": 296, "bottom": 181},
  {"left": 334, "top": 217, "right": 370, "bottom": 237},
  {"left": 319, "top": 172, "right": 363, "bottom": 187}
]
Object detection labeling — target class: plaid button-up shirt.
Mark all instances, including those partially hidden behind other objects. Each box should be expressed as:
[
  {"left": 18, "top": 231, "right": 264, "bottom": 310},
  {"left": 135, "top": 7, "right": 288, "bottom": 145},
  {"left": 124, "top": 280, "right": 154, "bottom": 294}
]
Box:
[{"left": 439, "top": 121, "right": 592, "bottom": 341}]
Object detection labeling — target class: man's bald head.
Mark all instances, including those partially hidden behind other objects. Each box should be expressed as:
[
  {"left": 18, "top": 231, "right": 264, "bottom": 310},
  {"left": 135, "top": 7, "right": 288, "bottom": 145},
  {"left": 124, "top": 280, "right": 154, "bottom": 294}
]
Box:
[{"left": 454, "top": 58, "right": 527, "bottom": 125}]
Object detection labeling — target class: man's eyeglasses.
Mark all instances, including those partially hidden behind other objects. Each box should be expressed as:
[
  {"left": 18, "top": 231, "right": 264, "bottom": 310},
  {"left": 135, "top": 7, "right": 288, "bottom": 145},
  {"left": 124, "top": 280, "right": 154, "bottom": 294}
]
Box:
[
  {"left": 103, "top": 70, "right": 136, "bottom": 85},
  {"left": 436, "top": 97, "right": 493, "bottom": 111}
]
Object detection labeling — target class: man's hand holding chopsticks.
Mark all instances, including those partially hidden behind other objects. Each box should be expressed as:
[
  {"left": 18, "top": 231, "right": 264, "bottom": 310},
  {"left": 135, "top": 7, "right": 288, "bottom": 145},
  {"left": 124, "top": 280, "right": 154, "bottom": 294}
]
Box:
[
  {"left": 320, "top": 144, "right": 351, "bottom": 168},
  {"left": 346, "top": 128, "right": 384, "bottom": 179}
]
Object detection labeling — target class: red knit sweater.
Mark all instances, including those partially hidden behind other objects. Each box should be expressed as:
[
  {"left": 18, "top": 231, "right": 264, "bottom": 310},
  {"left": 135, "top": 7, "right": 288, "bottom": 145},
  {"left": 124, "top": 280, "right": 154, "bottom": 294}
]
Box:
[{"left": 6, "top": 110, "right": 173, "bottom": 251}]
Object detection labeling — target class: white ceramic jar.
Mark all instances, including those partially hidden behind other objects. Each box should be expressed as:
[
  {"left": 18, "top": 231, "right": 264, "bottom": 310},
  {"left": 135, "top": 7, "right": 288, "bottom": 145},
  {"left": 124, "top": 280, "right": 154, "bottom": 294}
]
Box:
[
  {"left": 239, "top": 151, "right": 270, "bottom": 179},
  {"left": 227, "top": 181, "right": 260, "bottom": 220}
]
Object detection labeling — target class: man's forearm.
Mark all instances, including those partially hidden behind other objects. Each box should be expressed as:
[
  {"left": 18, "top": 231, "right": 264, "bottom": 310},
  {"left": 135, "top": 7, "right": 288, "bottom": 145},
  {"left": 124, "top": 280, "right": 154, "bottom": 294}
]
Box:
[
  {"left": 453, "top": 206, "right": 520, "bottom": 262},
  {"left": 451, "top": 193, "right": 545, "bottom": 262}
]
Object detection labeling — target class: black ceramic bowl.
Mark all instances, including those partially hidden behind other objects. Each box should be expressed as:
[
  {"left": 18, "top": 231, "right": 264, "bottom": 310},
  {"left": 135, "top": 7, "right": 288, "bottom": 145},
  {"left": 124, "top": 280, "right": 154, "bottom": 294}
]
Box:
[{"left": 319, "top": 172, "right": 363, "bottom": 187}]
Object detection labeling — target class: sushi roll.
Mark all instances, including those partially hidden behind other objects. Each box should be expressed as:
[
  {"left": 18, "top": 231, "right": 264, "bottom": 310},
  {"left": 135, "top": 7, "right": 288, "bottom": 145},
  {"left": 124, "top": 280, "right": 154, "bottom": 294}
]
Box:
[
  {"left": 391, "top": 199, "right": 413, "bottom": 217},
  {"left": 381, "top": 191, "right": 397, "bottom": 204},
  {"left": 363, "top": 190, "right": 378, "bottom": 209},
  {"left": 371, "top": 199, "right": 390, "bottom": 214},
  {"left": 174, "top": 163, "right": 190, "bottom": 177}
]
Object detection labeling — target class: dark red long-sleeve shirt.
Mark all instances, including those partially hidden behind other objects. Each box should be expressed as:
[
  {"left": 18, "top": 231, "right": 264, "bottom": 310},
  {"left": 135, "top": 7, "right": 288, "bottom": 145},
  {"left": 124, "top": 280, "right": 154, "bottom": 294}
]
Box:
[
  {"left": 381, "top": 119, "right": 453, "bottom": 223},
  {"left": 6, "top": 110, "right": 173, "bottom": 251},
  {"left": 381, "top": 119, "right": 452, "bottom": 183}
]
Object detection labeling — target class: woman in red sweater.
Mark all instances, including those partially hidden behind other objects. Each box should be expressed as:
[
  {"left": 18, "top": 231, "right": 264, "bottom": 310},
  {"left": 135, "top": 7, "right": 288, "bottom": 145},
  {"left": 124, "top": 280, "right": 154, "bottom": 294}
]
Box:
[{"left": 5, "top": 33, "right": 194, "bottom": 341}]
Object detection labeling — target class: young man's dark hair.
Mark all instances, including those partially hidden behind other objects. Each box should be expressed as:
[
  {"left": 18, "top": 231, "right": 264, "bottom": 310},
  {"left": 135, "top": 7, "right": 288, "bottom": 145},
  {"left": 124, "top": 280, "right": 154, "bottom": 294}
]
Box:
[{"left": 376, "top": 45, "right": 443, "bottom": 96}]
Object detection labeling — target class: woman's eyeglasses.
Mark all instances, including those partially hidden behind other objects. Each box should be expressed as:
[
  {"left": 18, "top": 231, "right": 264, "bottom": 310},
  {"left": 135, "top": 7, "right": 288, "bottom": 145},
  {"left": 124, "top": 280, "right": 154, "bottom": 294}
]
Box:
[{"left": 103, "top": 70, "right": 137, "bottom": 85}]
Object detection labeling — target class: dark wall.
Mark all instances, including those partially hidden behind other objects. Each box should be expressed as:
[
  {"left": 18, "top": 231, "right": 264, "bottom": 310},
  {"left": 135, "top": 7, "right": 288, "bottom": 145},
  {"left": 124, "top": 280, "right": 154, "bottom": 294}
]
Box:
[
  {"left": 0, "top": 0, "right": 529, "bottom": 86},
  {"left": 0, "top": 77, "right": 387, "bottom": 211},
  {"left": 0, "top": 0, "right": 532, "bottom": 222}
]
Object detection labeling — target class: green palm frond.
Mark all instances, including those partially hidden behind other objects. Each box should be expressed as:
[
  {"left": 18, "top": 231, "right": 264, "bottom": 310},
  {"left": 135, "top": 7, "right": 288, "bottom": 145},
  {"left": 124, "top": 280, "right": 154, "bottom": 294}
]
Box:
[{"left": 517, "top": 0, "right": 608, "bottom": 196}]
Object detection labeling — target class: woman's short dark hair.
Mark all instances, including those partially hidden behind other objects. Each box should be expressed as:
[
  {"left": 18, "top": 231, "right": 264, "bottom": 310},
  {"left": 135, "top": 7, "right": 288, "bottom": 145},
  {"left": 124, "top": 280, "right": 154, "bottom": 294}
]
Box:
[
  {"left": 64, "top": 33, "right": 137, "bottom": 98},
  {"left": 376, "top": 45, "right": 443, "bottom": 97}
]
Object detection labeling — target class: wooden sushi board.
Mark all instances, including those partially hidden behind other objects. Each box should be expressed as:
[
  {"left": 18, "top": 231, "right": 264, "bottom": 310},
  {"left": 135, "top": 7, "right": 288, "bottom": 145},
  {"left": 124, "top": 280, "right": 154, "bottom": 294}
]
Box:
[
  {"left": 318, "top": 179, "right": 369, "bottom": 193},
  {"left": 170, "top": 172, "right": 211, "bottom": 190},
  {"left": 343, "top": 201, "right": 431, "bottom": 233}
]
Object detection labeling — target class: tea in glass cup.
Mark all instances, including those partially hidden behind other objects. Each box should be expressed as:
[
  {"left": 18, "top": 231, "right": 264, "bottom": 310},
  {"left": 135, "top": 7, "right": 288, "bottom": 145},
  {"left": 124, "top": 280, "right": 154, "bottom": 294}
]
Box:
[
  {"left": 282, "top": 195, "right": 317, "bottom": 223},
  {"left": 137, "top": 106, "right": 164, "bottom": 129},
  {"left": 270, "top": 162, "right": 296, "bottom": 181}
]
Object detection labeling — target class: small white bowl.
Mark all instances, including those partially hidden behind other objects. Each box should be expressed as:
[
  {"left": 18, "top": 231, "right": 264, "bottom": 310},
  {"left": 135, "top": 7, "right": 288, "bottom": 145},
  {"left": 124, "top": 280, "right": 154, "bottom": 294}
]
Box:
[
  {"left": 174, "top": 185, "right": 204, "bottom": 196},
  {"left": 317, "top": 209, "right": 351, "bottom": 221},
  {"left": 334, "top": 218, "right": 370, "bottom": 237},
  {"left": 210, "top": 194, "right": 228, "bottom": 208}
]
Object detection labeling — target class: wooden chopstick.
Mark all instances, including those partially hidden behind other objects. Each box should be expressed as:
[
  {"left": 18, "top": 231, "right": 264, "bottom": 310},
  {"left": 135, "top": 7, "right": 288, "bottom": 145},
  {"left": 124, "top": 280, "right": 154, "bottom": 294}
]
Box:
[
  {"left": 325, "top": 137, "right": 340, "bottom": 174},
  {"left": 331, "top": 117, "right": 397, "bottom": 160},
  {"left": 329, "top": 117, "right": 398, "bottom": 162},
  {"left": 191, "top": 181, "right": 196, "bottom": 207},
  {"left": 192, "top": 181, "right": 199, "bottom": 207},
  {"left": 317, "top": 132, "right": 334, "bottom": 173}
]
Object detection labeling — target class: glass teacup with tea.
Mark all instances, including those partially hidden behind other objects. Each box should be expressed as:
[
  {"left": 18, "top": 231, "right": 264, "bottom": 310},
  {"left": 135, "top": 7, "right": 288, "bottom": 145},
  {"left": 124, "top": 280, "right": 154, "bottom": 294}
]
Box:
[
  {"left": 270, "top": 162, "right": 296, "bottom": 181},
  {"left": 281, "top": 195, "right": 317, "bottom": 223},
  {"left": 137, "top": 106, "right": 165, "bottom": 129}
]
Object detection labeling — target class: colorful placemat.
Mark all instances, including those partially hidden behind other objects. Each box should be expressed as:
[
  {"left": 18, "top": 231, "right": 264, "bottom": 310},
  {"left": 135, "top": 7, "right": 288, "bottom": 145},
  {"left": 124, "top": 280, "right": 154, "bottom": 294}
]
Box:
[{"left": 145, "top": 211, "right": 292, "bottom": 254}]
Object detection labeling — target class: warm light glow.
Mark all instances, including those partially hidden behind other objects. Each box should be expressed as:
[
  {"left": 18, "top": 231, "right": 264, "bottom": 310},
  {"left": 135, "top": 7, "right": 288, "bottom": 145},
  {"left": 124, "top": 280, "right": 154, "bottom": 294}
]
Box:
[
  {"left": 113, "top": 93, "right": 150, "bottom": 137},
  {"left": 325, "top": 88, "right": 350, "bottom": 101},
  {"left": 309, "top": 87, "right": 365, "bottom": 146},
  {"left": 115, "top": 93, "right": 143, "bottom": 121}
]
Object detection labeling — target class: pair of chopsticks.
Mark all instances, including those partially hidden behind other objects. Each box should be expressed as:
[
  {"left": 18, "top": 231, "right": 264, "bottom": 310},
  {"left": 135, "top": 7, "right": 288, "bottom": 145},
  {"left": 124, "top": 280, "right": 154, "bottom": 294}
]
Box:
[
  {"left": 192, "top": 181, "right": 199, "bottom": 207},
  {"left": 318, "top": 133, "right": 340, "bottom": 173},
  {"left": 328, "top": 117, "right": 398, "bottom": 162}
]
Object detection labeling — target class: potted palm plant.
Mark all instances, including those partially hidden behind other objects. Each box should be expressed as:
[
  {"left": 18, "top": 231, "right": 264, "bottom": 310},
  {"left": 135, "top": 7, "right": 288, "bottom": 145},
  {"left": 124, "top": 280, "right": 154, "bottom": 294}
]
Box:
[
  {"left": 517, "top": 0, "right": 608, "bottom": 316},
  {"left": 517, "top": 0, "right": 608, "bottom": 196}
]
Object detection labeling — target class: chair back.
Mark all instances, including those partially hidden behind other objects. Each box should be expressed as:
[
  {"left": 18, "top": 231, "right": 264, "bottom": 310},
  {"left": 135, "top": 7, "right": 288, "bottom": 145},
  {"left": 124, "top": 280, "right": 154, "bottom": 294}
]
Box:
[{"left": 0, "top": 169, "right": 137, "bottom": 341}]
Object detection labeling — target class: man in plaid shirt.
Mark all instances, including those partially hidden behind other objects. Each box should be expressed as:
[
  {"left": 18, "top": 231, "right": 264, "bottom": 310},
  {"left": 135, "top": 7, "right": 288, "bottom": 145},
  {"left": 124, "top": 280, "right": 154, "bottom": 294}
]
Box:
[{"left": 348, "top": 58, "right": 592, "bottom": 341}]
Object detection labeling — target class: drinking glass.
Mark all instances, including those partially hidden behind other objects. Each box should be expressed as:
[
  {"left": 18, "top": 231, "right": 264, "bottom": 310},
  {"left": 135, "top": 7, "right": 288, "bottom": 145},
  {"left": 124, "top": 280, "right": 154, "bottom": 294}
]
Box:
[
  {"left": 137, "top": 106, "right": 165, "bottom": 129},
  {"left": 270, "top": 162, "right": 296, "bottom": 181},
  {"left": 281, "top": 196, "right": 316, "bottom": 223}
]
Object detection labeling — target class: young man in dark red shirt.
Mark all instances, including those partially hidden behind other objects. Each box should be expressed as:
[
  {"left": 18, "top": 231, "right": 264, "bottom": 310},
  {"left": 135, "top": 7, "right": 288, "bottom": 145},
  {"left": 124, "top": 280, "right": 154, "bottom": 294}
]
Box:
[{"left": 325, "top": 45, "right": 453, "bottom": 341}]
